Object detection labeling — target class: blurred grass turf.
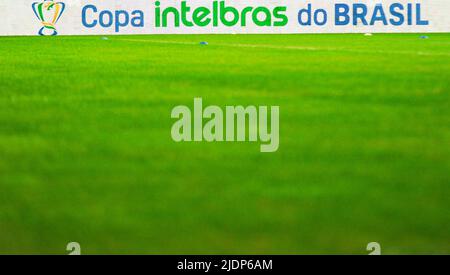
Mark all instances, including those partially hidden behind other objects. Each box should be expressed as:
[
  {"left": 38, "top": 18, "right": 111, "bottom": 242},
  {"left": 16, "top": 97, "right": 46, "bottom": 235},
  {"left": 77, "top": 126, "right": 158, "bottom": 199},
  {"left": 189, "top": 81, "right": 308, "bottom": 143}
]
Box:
[{"left": 0, "top": 34, "right": 449, "bottom": 254}]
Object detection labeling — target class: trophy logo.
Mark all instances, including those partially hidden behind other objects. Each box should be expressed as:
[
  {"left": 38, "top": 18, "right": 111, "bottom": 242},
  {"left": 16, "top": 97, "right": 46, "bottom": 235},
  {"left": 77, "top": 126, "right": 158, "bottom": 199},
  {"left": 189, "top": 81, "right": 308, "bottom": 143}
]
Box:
[{"left": 32, "top": 0, "right": 66, "bottom": 36}]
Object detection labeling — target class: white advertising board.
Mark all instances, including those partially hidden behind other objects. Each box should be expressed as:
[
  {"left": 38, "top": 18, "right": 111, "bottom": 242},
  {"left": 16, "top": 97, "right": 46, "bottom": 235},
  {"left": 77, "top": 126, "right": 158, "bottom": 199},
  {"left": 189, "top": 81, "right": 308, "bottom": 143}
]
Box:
[{"left": 0, "top": 0, "right": 449, "bottom": 36}]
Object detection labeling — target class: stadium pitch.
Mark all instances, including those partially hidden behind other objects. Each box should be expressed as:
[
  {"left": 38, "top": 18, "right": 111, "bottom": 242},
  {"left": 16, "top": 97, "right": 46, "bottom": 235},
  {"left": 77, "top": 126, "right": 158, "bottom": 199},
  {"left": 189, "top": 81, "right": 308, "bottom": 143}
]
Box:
[{"left": 0, "top": 34, "right": 449, "bottom": 254}]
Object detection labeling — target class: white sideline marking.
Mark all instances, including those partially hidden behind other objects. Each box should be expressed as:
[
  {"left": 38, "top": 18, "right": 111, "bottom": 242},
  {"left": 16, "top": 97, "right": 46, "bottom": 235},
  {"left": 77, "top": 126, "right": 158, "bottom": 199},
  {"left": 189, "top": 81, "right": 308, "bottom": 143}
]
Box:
[{"left": 115, "top": 38, "right": 450, "bottom": 57}]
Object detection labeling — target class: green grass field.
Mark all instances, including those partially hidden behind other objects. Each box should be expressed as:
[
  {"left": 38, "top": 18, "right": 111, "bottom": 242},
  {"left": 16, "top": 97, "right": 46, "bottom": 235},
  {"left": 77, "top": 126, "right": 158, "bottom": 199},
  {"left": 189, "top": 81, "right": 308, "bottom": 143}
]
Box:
[{"left": 0, "top": 34, "right": 449, "bottom": 254}]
